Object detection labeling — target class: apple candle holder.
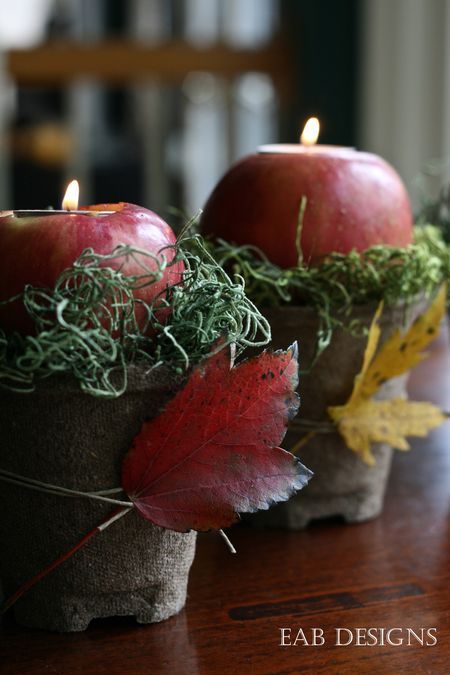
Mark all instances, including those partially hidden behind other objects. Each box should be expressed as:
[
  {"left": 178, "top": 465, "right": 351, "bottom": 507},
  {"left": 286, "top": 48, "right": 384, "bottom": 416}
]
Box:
[
  {"left": 202, "top": 226, "right": 448, "bottom": 529},
  {"left": 0, "top": 193, "right": 200, "bottom": 630},
  {"left": 201, "top": 143, "right": 413, "bottom": 268},
  {"left": 199, "top": 122, "right": 448, "bottom": 528},
  {"left": 0, "top": 196, "right": 313, "bottom": 631}
]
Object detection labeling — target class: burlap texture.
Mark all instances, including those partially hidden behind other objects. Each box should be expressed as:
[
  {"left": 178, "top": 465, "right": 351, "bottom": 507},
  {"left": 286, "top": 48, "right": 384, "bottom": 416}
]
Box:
[
  {"left": 0, "top": 365, "right": 197, "bottom": 631},
  {"left": 249, "top": 299, "right": 428, "bottom": 528}
]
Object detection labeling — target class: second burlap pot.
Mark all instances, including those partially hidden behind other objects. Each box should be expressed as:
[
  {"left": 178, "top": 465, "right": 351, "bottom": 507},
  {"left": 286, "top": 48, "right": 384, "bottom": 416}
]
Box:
[
  {"left": 0, "top": 366, "right": 197, "bottom": 632},
  {"left": 249, "top": 299, "right": 427, "bottom": 529}
]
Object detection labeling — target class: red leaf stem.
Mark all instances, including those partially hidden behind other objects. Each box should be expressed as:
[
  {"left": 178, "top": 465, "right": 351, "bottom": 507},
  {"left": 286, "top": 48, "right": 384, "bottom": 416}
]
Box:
[{"left": 1, "top": 506, "right": 132, "bottom": 615}]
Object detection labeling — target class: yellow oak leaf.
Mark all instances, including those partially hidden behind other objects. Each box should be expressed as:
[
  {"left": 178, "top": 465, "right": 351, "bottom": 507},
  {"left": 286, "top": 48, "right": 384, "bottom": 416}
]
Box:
[
  {"left": 328, "top": 284, "right": 447, "bottom": 464},
  {"left": 345, "top": 301, "right": 383, "bottom": 408},
  {"left": 331, "top": 398, "right": 447, "bottom": 466},
  {"left": 359, "top": 284, "right": 447, "bottom": 401}
]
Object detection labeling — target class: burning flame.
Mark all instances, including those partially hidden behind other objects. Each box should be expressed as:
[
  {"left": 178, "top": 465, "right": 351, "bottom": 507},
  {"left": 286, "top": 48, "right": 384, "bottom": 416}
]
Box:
[
  {"left": 62, "top": 179, "right": 79, "bottom": 210},
  {"left": 300, "top": 117, "right": 320, "bottom": 146}
]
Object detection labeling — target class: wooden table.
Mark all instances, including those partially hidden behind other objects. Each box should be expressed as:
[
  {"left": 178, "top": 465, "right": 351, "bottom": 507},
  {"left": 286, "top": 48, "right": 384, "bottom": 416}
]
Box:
[{"left": 1, "top": 331, "right": 449, "bottom": 674}]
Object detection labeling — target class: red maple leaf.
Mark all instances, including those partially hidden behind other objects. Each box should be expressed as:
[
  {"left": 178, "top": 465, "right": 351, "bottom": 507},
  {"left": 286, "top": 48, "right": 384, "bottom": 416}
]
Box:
[
  {"left": 122, "top": 343, "right": 312, "bottom": 531},
  {"left": 1, "top": 344, "right": 313, "bottom": 613}
]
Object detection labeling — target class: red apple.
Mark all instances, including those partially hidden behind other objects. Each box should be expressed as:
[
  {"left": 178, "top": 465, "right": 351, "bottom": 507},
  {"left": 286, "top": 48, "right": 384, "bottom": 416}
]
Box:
[
  {"left": 201, "top": 148, "right": 413, "bottom": 267},
  {"left": 0, "top": 202, "right": 183, "bottom": 334}
]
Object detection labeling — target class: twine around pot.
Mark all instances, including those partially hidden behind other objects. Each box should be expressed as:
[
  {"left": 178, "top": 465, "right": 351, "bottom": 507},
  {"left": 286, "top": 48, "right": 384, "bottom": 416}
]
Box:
[
  {"left": 249, "top": 297, "right": 429, "bottom": 528},
  {"left": 0, "top": 365, "right": 197, "bottom": 632}
]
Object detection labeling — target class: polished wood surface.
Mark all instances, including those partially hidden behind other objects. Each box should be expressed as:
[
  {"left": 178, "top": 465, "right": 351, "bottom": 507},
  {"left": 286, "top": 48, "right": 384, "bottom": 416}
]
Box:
[{"left": 1, "top": 329, "right": 449, "bottom": 674}]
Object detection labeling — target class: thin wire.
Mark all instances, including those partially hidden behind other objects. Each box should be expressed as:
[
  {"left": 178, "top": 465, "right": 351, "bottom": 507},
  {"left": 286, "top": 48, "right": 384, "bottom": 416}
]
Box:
[{"left": 0, "top": 469, "right": 133, "bottom": 507}]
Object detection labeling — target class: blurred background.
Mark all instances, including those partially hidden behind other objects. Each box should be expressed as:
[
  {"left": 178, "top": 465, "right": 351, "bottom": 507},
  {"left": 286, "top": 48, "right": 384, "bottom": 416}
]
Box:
[{"left": 0, "top": 0, "right": 449, "bottom": 218}]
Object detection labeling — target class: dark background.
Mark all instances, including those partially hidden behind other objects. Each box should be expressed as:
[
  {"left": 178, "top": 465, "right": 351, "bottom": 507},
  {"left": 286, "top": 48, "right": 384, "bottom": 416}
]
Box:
[{"left": 4, "top": 0, "right": 361, "bottom": 212}]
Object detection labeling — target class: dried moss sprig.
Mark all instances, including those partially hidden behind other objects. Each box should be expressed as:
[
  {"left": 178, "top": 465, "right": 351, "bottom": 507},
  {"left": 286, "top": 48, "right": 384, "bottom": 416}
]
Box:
[
  {"left": 208, "top": 225, "right": 449, "bottom": 366},
  {"left": 0, "top": 237, "right": 271, "bottom": 397},
  {"left": 153, "top": 235, "right": 270, "bottom": 370}
]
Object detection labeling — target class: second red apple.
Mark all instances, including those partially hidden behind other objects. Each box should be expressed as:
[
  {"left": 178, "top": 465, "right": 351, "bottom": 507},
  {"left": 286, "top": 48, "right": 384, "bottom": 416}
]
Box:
[{"left": 201, "top": 149, "right": 413, "bottom": 267}]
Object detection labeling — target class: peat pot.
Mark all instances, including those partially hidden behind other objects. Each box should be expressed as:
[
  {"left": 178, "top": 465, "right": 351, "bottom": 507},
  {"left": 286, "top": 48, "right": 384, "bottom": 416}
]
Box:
[
  {"left": 0, "top": 366, "right": 197, "bottom": 632},
  {"left": 250, "top": 299, "right": 427, "bottom": 529}
]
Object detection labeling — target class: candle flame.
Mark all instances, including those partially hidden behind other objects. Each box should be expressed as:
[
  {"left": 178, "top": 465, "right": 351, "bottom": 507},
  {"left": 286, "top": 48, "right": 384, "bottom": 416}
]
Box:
[
  {"left": 62, "top": 179, "right": 79, "bottom": 210},
  {"left": 300, "top": 117, "right": 320, "bottom": 146}
]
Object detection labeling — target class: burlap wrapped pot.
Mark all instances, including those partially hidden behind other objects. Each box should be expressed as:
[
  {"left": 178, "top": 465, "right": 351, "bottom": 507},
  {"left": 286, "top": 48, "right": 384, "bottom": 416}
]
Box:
[
  {"left": 0, "top": 366, "right": 197, "bottom": 632},
  {"left": 249, "top": 298, "right": 427, "bottom": 529}
]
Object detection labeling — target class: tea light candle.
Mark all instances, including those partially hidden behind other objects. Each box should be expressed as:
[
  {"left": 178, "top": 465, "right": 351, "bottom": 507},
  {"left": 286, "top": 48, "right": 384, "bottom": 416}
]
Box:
[
  {"left": 0, "top": 180, "right": 183, "bottom": 334},
  {"left": 201, "top": 118, "right": 413, "bottom": 267}
]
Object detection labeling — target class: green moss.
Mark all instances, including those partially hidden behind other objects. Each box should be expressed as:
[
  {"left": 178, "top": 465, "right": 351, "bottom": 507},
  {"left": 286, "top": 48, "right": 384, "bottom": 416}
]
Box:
[
  {"left": 207, "top": 225, "right": 449, "bottom": 367},
  {"left": 2, "top": 223, "right": 447, "bottom": 396},
  {"left": 0, "top": 236, "right": 270, "bottom": 397}
]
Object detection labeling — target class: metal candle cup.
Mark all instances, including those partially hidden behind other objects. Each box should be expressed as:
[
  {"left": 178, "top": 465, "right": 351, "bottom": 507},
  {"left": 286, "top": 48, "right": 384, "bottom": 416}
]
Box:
[{"left": 11, "top": 210, "right": 115, "bottom": 217}]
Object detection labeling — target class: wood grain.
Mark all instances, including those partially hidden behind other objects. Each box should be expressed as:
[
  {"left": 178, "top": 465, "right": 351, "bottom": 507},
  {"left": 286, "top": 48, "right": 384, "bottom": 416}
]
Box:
[{"left": 1, "top": 324, "right": 449, "bottom": 674}]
